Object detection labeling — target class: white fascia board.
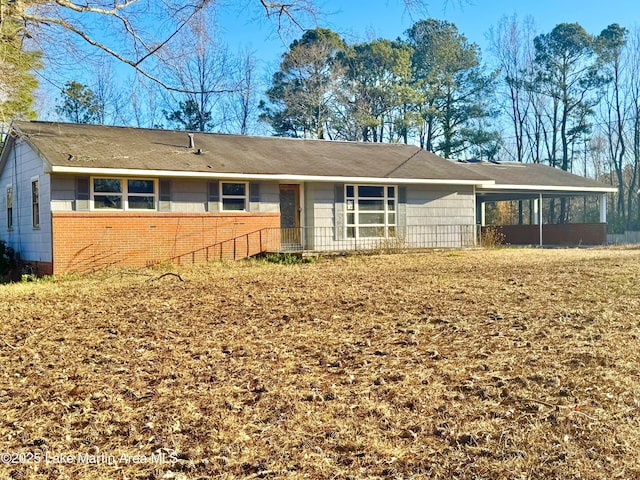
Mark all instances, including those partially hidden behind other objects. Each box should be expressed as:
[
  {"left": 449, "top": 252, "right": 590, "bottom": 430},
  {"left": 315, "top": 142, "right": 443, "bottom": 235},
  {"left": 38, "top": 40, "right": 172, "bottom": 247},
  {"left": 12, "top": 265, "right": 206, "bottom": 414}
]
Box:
[
  {"left": 49, "top": 165, "right": 494, "bottom": 187},
  {"left": 479, "top": 184, "right": 618, "bottom": 194}
]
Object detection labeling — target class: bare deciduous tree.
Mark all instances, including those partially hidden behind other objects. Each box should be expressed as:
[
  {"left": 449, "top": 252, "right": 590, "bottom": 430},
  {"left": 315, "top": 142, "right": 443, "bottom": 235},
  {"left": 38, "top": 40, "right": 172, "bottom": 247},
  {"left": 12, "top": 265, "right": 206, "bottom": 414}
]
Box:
[
  {"left": 159, "top": 12, "right": 232, "bottom": 131},
  {"left": 488, "top": 14, "right": 537, "bottom": 163}
]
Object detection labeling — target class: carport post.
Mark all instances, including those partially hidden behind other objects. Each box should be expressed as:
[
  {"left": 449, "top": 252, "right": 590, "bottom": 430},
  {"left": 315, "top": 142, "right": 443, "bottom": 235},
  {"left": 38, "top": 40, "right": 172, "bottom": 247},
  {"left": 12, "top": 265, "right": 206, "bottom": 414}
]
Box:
[
  {"left": 538, "top": 194, "right": 543, "bottom": 246},
  {"left": 600, "top": 194, "right": 607, "bottom": 223}
]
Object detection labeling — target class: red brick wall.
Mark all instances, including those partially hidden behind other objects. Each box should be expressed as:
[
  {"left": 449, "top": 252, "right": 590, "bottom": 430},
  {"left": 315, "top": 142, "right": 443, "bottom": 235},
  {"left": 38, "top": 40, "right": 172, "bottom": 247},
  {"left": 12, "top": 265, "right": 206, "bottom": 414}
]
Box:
[{"left": 51, "top": 212, "right": 280, "bottom": 275}]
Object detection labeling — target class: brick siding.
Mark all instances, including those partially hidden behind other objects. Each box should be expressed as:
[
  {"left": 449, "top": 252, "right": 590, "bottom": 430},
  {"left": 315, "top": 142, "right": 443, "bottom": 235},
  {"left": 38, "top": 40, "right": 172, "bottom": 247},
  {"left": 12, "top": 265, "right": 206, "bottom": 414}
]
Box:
[{"left": 51, "top": 212, "right": 280, "bottom": 275}]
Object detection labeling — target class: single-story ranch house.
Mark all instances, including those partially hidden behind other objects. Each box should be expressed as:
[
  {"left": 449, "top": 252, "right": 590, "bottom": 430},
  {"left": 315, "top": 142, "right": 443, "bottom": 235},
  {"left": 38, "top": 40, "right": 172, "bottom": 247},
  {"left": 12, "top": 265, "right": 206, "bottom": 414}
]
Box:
[{"left": 0, "top": 121, "right": 616, "bottom": 275}]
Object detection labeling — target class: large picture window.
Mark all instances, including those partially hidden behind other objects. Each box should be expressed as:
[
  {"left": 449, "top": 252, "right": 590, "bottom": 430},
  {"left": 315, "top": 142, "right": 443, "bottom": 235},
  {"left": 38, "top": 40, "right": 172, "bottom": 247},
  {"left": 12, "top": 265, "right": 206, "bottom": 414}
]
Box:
[
  {"left": 346, "top": 185, "right": 396, "bottom": 238},
  {"left": 92, "top": 178, "right": 156, "bottom": 210},
  {"left": 220, "top": 182, "right": 248, "bottom": 211}
]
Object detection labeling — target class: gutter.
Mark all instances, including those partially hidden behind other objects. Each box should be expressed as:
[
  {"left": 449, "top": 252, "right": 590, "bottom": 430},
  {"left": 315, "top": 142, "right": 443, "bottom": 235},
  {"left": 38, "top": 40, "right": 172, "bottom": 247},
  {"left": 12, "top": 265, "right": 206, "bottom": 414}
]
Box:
[
  {"left": 48, "top": 165, "right": 495, "bottom": 188},
  {"left": 477, "top": 184, "right": 618, "bottom": 194}
]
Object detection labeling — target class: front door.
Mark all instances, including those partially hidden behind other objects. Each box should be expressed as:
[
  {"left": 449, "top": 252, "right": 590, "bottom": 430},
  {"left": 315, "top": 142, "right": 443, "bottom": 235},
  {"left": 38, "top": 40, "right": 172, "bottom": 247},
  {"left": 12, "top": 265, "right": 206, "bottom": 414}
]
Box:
[{"left": 279, "top": 184, "right": 301, "bottom": 249}]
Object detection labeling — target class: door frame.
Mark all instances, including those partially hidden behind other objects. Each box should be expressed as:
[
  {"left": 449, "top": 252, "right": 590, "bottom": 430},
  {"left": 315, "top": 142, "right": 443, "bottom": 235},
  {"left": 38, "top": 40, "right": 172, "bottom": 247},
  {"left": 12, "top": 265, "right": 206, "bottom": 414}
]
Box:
[
  {"left": 279, "top": 183, "right": 304, "bottom": 248},
  {"left": 279, "top": 184, "right": 301, "bottom": 228}
]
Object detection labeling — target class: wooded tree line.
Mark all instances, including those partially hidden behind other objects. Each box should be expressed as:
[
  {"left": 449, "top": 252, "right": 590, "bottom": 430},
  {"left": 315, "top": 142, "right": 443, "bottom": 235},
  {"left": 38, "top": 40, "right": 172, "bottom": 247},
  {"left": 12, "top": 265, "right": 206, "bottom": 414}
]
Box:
[
  {"left": 1, "top": 1, "right": 639, "bottom": 231},
  {"left": 260, "top": 18, "right": 640, "bottom": 231},
  {"left": 260, "top": 21, "right": 499, "bottom": 161}
]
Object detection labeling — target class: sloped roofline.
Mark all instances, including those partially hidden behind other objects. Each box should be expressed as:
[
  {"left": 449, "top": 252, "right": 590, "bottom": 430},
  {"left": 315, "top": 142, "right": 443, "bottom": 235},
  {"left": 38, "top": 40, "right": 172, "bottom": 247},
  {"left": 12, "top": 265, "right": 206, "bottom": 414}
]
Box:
[{"left": 0, "top": 130, "right": 16, "bottom": 175}]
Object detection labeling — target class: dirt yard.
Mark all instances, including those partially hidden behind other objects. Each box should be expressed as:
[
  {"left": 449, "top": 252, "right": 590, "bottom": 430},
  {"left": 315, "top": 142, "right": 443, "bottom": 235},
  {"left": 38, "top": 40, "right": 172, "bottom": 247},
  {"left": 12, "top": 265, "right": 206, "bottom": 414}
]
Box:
[{"left": 1, "top": 247, "right": 639, "bottom": 479}]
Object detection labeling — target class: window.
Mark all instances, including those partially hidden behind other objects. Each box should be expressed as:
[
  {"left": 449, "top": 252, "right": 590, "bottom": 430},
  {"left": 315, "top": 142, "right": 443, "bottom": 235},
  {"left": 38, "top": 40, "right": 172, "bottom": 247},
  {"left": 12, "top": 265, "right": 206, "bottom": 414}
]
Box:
[
  {"left": 31, "top": 178, "right": 40, "bottom": 228},
  {"left": 127, "top": 180, "right": 155, "bottom": 210},
  {"left": 94, "top": 178, "right": 122, "bottom": 209},
  {"left": 220, "top": 182, "right": 248, "bottom": 211},
  {"left": 346, "top": 185, "right": 396, "bottom": 238},
  {"left": 92, "top": 178, "right": 156, "bottom": 210},
  {"left": 6, "top": 186, "right": 13, "bottom": 230}
]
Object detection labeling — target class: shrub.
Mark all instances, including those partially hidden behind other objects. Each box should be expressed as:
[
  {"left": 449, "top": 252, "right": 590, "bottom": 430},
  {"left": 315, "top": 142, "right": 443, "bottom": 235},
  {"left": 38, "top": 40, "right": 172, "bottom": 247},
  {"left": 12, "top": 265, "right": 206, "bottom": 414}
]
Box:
[
  {"left": 261, "top": 252, "right": 316, "bottom": 264},
  {"left": 372, "top": 235, "right": 410, "bottom": 255},
  {"left": 0, "top": 241, "right": 19, "bottom": 283},
  {"left": 480, "top": 226, "right": 506, "bottom": 248}
]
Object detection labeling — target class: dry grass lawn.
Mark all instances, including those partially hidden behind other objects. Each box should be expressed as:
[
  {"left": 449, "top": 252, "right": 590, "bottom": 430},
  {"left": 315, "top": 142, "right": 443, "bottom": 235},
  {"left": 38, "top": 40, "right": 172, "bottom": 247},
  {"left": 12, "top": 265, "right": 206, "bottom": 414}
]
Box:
[{"left": 1, "top": 248, "right": 640, "bottom": 479}]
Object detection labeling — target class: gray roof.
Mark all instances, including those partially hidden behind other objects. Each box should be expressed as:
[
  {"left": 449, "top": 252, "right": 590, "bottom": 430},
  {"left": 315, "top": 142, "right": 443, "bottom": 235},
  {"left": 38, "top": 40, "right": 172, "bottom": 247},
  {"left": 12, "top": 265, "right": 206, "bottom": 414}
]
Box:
[
  {"left": 8, "top": 121, "right": 489, "bottom": 184},
  {"left": 458, "top": 161, "right": 616, "bottom": 193}
]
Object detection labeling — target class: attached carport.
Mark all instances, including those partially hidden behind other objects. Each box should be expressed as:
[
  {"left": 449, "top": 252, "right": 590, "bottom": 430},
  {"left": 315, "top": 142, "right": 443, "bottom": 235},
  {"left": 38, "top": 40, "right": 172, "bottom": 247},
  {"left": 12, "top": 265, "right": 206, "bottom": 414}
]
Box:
[{"left": 458, "top": 161, "right": 618, "bottom": 246}]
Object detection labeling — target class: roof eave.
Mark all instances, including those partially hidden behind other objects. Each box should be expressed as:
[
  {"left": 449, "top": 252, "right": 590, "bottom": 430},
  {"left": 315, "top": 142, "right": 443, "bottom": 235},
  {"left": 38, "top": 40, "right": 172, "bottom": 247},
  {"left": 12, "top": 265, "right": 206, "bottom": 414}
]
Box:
[
  {"left": 477, "top": 184, "right": 617, "bottom": 194},
  {"left": 0, "top": 134, "right": 15, "bottom": 176},
  {"left": 49, "top": 165, "right": 494, "bottom": 186}
]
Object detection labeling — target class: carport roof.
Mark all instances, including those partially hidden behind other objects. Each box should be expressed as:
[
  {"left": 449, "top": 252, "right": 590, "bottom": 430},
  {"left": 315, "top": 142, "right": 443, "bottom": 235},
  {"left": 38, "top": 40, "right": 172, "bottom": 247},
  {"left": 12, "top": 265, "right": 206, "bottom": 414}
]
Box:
[{"left": 458, "top": 160, "right": 617, "bottom": 196}]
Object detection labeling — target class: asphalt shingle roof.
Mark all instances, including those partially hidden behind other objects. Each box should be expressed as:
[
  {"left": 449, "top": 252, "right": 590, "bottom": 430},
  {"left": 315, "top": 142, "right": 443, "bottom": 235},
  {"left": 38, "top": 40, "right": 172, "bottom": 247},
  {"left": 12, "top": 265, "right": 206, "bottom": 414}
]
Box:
[{"left": 11, "top": 121, "right": 489, "bottom": 183}]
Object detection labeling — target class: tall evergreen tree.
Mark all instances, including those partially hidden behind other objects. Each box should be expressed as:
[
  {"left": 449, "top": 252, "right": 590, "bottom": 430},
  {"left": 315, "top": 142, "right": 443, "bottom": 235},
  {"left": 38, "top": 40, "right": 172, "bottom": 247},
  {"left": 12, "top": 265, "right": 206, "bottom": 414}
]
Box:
[
  {"left": 0, "top": 16, "right": 41, "bottom": 130},
  {"left": 405, "top": 19, "right": 497, "bottom": 158},
  {"left": 338, "top": 39, "right": 412, "bottom": 142},
  {"left": 260, "top": 28, "right": 346, "bottom": 139},
  {"left": 532, "top": 23, "right": 607, "bottom": 222},
  {"left": 56, "top": 81, "right": 100, "bottom": 124}
]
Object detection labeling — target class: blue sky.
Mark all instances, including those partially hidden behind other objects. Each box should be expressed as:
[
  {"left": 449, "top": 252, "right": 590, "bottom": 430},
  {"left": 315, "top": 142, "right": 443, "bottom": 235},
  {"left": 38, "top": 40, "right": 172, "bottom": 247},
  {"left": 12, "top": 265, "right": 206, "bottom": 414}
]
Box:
[
  {"left": 217, "top": 0, "right": 640, "bottom": 72},
  {"left": 37, "top": 0, "right": 640, "bottom": 123}
]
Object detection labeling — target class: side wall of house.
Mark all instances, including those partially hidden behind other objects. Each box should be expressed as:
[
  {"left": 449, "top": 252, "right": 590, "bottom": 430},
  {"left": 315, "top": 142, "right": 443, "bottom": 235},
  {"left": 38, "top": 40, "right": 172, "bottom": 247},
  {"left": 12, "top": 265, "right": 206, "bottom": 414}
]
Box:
[{"left": 0, "top": 139, "right": 53, "bottom": 275}]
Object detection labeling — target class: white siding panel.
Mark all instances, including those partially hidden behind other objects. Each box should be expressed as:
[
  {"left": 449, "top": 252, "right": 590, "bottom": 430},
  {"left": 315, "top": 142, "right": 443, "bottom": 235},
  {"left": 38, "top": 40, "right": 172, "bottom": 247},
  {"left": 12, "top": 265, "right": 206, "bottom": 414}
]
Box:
[
  {"left": 172, "top": 179, "right": 207, "bottom": 213},
  {"left": 307, "top": 183, "right": 334, "bottom": 227},
  {"left": 51, "top": 175, "right": 75, "bottom": 212},
  {"left": 405, "top": 185, "right": 475, "bottom": 226},
  {"left": 257, "top": 182, "right": 280, "bottom": 213}
]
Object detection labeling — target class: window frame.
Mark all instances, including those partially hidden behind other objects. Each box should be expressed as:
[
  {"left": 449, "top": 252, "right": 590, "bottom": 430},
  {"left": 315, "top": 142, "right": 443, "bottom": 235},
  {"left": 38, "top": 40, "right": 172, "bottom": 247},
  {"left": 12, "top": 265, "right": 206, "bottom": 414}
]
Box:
[
  {"left": 345, "top": 184, "right": 397, "bottom": 239},
  {"left": 90, "top": 177, "right": 158, "bottom": 211},
  {"left": 31, "top": 177, "right": 40, "bottom": 229},
  {"left": 6, "top": 185, "right": 13, "bottom": 230},
  {"left": 219, "top": 181, "right": 249, "bottom": 212}
]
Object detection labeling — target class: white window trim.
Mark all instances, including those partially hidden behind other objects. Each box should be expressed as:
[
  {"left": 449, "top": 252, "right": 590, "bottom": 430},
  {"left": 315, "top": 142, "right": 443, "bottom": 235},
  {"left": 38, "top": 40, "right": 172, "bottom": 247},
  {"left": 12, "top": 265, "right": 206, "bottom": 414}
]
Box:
[
  {"left": 345, "top": 184, "right": 397, "bottom": 239},
  {"left": 31, "top": 176, "right": 40, "bottom": 229},
  {"left": 90, "top": 177, "right": 158, "bottom": 211},
  {"left": 219, "top": 181, "right": 249, "bottom": 212}
]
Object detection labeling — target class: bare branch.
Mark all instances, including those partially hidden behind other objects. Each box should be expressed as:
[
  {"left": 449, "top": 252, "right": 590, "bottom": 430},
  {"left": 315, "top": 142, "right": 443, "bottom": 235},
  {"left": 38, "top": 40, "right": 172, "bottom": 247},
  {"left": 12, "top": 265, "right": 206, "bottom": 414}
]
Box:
[
  {"left": 260, "top": 0, "right": 305, "bottom": 31},
  {"left": 133, "top": 2, "right": 207, "bottom": 67},
  {"left": 22, "top": 13, "right": 234, "bottom": 94},
  {"left": 52, "top": 0, "right": 141, "bottom": 16}
]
